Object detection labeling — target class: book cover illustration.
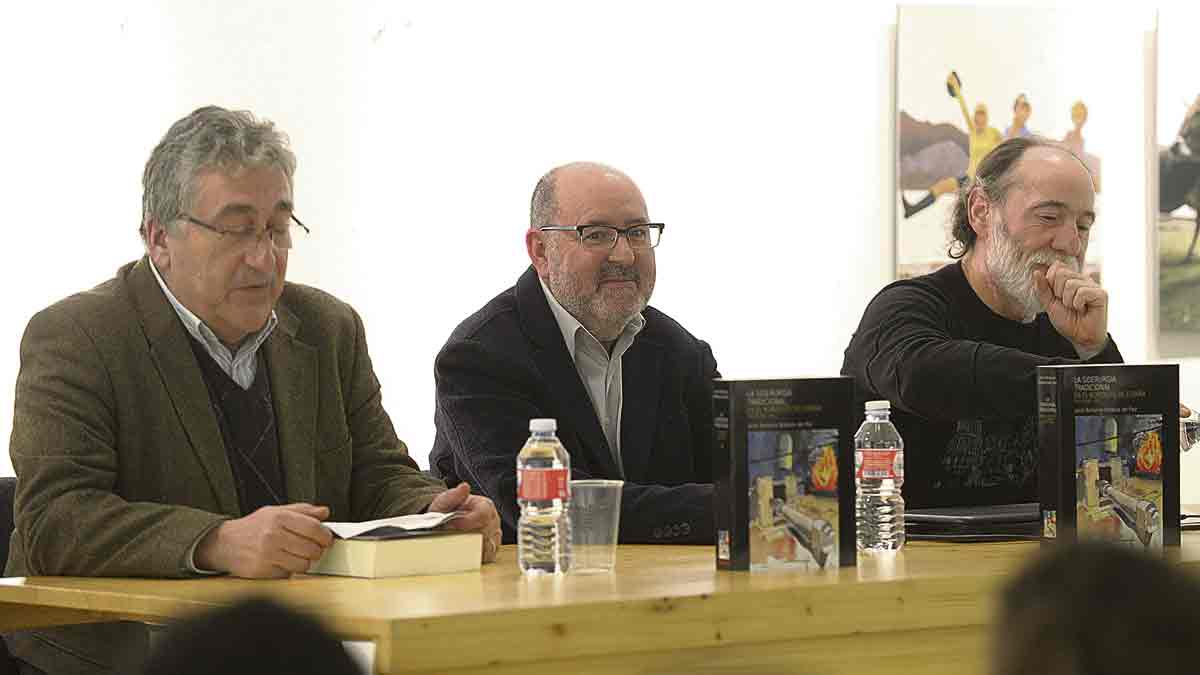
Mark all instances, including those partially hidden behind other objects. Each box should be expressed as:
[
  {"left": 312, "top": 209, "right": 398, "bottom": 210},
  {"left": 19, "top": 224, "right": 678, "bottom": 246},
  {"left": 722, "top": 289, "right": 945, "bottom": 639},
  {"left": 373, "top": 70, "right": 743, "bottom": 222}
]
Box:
[
  {"left": 714, "top": 377, "right": 855, "bottom": 571},
  {"left": 1074, "top": 414, "right": 1163, "bottom": 548},
  {"left": 1038, "top": 364, "right": 1179, "bottom": 550},
  {"left": 748, "top": 429, "right": 840, "bottom": 569}
]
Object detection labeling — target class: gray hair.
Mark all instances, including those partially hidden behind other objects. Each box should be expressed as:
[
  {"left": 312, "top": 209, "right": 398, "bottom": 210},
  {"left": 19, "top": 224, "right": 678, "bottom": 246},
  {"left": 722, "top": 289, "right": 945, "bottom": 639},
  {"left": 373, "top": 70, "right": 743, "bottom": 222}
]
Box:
[
  {"left": 530, "top": 169, "right": 559, "bottom": 230},
  {"left": 140, "top": 106, "right": 296, "bottom": 241}
]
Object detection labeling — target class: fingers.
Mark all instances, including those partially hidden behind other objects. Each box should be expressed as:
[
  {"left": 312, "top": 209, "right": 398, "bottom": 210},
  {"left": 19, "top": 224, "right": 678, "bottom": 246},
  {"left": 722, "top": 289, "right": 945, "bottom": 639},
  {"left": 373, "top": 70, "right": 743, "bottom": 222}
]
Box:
[
  {"left": 212, "top": 505, "right": 341, "bottom": 578},
  {"left": 277, "top": 509, "right": 335, "bottom": 548},
  {"left": 1182, "top": 404, "right": 1193, "bottom": 418},
  {"left": 257, "top": 518, "right": 330, "bottom": 576},
  {"left": 444, "top": 495, "right": 498, "bottom": 531},
  {"left": 1033, "top": 269, "right": 1055, "bottom": 309},
  {"left": 278, "top": 528, "right": 329, "bottom": 562},
  {"left": 1060, "top": 277, "right": 1085, "bottom": 311},
  {"left": 269, "top": 546, "right": 319, "bottom": 575},
  {"left": 1046, "top": 262, "right": 1075, "bottom": 299},
  {"left": 1041, "top": 263, "right": 1109, "bottom": 354},
  {"left": 428, "top": 482, "right": 471, "bottom": 514},
  {"left": 1070, "top": 286, "right": 1107, "bottom": 313},
  {"left": 443, "top": 495, "right": 502, "bottom": 563},
  {"left": 482, "top": 529, "right": 501, "bottom": 564},
  {"left": 1045, "top": 264, "right": 1105, "bottom": 312},
  {"left": 280, "top": 502, "right": 330, "bottom": 521}
]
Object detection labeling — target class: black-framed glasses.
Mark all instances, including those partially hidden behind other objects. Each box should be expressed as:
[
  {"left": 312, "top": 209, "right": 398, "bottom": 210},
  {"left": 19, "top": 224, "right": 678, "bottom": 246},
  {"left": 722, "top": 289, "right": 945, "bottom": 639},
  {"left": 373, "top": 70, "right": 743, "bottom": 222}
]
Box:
[
  {"left": 183, "top": 214, "right": 311, "bottom": 253},
  {"left": 538, "top": 223, "right": 665, "bottom": 250}
]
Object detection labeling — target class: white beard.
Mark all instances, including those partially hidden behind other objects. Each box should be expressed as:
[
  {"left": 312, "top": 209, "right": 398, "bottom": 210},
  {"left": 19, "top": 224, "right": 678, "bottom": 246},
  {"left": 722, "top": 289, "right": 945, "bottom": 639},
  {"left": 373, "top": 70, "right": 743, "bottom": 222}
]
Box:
[{"left": 986, "top": 222, "right": 1080, "bottom": 323}]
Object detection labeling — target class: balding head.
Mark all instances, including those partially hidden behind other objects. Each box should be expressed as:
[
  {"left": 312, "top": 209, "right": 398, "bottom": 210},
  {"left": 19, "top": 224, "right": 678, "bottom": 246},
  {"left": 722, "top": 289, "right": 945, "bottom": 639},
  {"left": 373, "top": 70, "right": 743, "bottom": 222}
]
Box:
[{"left": 530, "top": 162, "right": 645, "bottom": 230}]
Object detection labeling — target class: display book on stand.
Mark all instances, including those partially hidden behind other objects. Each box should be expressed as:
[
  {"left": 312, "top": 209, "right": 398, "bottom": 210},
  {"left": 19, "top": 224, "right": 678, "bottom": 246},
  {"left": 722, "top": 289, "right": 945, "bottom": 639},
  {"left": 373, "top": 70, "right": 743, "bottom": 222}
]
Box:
[
  {"left": 1038, "top": 363, "right": 1179, "bottom": 550},
  {"left": 713, "top": 376, "right": 856, "bottom": 571}
]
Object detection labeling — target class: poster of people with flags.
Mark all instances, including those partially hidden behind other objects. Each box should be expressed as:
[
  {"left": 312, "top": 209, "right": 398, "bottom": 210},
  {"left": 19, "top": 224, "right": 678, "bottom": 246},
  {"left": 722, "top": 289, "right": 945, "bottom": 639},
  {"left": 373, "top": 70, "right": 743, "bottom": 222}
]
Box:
[{"left": 896, "top": 6, "right": 1108, "bottom": 282}]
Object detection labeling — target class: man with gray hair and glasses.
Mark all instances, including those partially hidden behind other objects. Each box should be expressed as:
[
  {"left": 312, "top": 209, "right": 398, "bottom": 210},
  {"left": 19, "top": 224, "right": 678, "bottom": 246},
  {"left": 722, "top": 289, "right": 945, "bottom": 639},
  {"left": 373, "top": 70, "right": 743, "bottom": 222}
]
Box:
[
  {"left": 4, "top": 106, "right": 499, "bottom": 675},
  {"left": 430, "top": 162, "right": 717, "bottom": 545},
  {"left": 842, "top": 136, "right": 1122, "bottom": 511}
]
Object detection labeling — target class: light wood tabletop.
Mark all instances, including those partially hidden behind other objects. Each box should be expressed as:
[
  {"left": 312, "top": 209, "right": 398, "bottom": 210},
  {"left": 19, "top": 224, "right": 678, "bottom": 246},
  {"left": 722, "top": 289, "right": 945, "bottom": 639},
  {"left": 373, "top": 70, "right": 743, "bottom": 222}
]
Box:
[{"left": 3, "top": 536, "right": 1200, "bottom": 674}]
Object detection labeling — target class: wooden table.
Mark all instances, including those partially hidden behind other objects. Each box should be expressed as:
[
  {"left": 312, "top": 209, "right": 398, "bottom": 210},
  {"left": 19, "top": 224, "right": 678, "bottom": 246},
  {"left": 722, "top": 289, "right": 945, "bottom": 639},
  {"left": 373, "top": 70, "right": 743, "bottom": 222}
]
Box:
[{"left": 3, "top": 537, "right": 1199, "bottom": 674}]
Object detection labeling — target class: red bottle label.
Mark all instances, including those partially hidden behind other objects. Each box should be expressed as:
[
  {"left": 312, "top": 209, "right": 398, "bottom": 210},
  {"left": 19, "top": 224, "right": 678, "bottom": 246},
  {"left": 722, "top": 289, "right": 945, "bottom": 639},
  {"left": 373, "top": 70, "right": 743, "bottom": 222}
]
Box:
[
  {"left": 519, "top": 468, "right": 569, "bottom": 500},
  {"left": 857, "top": 449, "right": 900, "bottom": 480}
]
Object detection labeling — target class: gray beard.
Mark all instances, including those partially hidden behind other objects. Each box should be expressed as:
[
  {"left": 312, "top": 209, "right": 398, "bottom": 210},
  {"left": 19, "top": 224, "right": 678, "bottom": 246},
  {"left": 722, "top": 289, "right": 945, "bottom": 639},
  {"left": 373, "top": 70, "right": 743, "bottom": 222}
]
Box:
[
  {"left": 986, "top": 223, "right": 1080, "bottom": 323},
  {"left": 546, "top": 266, "right": 648, "bottom": 342}
]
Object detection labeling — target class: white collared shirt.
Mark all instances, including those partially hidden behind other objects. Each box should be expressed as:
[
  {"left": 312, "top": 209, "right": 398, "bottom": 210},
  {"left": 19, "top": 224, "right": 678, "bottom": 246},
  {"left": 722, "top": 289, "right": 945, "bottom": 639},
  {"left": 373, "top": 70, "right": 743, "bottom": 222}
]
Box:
[
  {"left": 149, "top": 259, "right": 277, "bottom": 391},
  {"left": 540, "top": 279, "right": 645, "bottom": 477}
]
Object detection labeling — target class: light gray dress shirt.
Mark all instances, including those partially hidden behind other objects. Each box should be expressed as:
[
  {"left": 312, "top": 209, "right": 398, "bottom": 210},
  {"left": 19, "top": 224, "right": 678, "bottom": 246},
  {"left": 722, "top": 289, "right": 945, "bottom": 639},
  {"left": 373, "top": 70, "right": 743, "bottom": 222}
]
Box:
[{"left": 539, "top": 279, "right": 645, "bottom": 477}]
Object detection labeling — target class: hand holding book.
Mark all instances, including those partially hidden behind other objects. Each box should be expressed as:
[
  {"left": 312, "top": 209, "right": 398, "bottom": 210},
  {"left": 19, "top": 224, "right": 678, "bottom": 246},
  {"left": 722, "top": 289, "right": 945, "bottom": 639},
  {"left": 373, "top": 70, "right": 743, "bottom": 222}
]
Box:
[
  {"left": 195, "top": 503, "right": 335, "bottom": 579},
  {"left": 427, "top": 482, "right": 502, "bottom": 563}
]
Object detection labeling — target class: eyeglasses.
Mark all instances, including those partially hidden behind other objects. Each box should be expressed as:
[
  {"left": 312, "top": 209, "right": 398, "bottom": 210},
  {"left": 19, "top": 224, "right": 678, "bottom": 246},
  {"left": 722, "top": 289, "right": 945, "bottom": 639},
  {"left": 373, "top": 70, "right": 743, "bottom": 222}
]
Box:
[
  {"left": 183, "top": 214, "right": 311, "bottom": 253},
  {"left": 538, "top": 223, "right": 665, "bottom": 250}
]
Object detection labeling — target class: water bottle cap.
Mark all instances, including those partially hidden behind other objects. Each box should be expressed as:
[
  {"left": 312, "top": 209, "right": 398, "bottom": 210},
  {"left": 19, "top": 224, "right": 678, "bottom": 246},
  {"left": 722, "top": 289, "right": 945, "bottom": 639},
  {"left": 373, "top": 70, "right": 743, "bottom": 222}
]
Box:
[
  {"left": 865, "top": 400, "right": 891, "bottom": 411},
  {"left": 529, "top": 418, "right": 557, "bottom": 433}
]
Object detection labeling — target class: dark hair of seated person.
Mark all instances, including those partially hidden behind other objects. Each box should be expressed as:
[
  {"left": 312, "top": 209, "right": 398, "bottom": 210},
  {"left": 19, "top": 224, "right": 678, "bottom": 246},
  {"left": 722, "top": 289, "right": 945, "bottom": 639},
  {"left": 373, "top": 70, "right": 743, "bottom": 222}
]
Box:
[
  {"left": 141, "top": 597, "right": 360, "bottom": 675},
  {"left": 993, "top": 541, "right": 1200, "bottom": 675}
]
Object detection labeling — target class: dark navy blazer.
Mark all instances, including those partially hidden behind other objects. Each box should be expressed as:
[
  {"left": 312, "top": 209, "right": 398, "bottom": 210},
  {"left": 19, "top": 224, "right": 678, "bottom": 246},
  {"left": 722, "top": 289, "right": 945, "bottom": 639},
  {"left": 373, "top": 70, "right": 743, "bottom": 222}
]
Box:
[{"left": 430, "top": 267, "right": 717, "bottom": 544}]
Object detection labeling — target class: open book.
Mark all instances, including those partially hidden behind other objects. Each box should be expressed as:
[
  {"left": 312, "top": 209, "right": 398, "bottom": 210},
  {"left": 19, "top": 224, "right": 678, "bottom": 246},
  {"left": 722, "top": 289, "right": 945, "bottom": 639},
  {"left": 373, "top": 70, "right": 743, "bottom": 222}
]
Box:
[{"left": 307, "top": 512, "right": 482, "bottom": 578}]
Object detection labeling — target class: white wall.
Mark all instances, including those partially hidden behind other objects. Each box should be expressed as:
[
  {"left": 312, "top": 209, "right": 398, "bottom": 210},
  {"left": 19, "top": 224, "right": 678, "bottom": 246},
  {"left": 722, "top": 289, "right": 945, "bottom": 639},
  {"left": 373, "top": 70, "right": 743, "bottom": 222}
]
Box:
[{"left": 1, "top": 1, "right": 1198, "bottom": 500}]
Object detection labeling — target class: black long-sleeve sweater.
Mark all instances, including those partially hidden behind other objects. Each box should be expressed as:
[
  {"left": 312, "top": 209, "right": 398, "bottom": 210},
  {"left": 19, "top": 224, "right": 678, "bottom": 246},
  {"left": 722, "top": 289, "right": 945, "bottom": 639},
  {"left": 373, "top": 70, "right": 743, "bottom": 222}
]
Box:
[{"left": 841, "top": 262, "right": 1122, "bottom": 508}]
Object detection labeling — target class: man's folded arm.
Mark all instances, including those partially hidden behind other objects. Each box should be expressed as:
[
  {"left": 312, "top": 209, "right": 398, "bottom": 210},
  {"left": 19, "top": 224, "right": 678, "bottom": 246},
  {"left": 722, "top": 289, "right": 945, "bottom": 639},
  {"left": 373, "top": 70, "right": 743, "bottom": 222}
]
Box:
[
  {"left": 11, "top": 306, "right": 229, "bottom": 578},
  {"left": 855, "top": 288, "right": 1121, "bottom": 422}
]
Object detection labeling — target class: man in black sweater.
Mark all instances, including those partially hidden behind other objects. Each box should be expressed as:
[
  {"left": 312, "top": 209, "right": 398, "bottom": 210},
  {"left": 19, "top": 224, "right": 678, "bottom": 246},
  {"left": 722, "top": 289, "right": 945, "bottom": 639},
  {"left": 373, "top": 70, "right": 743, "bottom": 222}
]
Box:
[{"left": 843, "top": 137, "right": 1121, "bottom": 508}]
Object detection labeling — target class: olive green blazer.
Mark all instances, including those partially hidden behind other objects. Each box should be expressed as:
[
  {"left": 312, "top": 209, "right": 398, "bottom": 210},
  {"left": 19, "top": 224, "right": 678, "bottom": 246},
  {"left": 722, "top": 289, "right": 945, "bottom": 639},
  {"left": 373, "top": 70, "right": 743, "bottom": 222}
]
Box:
[{"left": 5, "top": 257, "right": 445, "bottom": 673}]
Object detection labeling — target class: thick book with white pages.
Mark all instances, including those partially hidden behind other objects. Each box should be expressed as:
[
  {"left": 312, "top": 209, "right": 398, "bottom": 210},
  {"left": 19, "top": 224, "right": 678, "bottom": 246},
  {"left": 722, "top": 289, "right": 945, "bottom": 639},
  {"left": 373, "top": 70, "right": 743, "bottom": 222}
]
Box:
[{"left": 307, "top": 512, "right": 482, "bottom": 578}]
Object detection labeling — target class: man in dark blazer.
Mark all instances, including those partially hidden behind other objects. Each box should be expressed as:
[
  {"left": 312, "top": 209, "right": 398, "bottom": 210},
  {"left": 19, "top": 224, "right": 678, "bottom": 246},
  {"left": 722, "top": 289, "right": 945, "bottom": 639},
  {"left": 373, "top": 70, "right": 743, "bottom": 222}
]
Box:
[
  {"left": 431, "top": 162, "right": 716, "bottom": 545},
  {"left": 4, "top": 106, "right": 499, "bottom": 675}
]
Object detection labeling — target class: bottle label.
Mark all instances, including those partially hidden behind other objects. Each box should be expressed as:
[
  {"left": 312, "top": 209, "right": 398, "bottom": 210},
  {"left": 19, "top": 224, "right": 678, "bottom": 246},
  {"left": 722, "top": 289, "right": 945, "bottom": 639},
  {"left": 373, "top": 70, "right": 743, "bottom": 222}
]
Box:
[
  {"left": 519, "top": 468, "right": 569, "bottom": 500},
  {"left": 857, "top": 449, "right": 902, "bottom": 480}
]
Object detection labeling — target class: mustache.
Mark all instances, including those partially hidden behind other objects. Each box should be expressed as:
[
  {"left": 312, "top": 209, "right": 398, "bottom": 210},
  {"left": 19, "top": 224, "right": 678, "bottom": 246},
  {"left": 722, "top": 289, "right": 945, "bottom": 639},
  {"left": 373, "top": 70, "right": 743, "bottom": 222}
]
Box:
[
  {"left": 597, "top": 265, "right": 639, "bottom": 283},
  {"left": 1024, "top": 249, "right": 1080, "bottom": 273}
]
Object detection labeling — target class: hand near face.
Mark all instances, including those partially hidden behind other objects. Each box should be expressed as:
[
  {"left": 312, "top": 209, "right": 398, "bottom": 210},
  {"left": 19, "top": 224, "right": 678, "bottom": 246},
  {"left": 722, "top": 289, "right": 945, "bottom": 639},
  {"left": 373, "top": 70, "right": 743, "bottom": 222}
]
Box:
[
  {"left": 1034, "top": 261, "right": 1108, "bottom": 359},
  {"left": 196, "top": 503, "right": 334, "bottom": 578},
  {"left": 429, "top": 482, "right": 502, "bottom": 564}
]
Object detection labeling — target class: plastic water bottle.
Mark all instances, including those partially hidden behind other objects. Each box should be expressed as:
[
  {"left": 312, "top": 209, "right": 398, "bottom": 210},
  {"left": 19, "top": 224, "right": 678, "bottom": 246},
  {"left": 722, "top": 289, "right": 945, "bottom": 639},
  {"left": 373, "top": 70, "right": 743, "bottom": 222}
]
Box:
[
  {"left": 517, "top": 418, "right": 572, "bottom": 574},
  {"left": 855, "top": 400, "right": 905, "bottom": 551}
]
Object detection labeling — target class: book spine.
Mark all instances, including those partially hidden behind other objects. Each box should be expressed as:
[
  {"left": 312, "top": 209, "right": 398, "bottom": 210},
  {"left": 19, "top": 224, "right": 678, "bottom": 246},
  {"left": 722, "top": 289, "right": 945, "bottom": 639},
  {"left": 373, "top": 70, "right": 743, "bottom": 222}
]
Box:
[
  {"left": 713, "top": 380, "right": 735, "bottom": 570},
  {"left": 1057, "top": 370, "right": 1077, "bottom": 541},
  {"left": 729, "top": 383, "right": 751, "bottom": 570},
  {"left": 838, "top": 380, "right": 857, "bottom": 567},
  {"left": 1037, "top": 366, "right": 1062, "bottom": 544},
  {"left": 1165, "top": 366, "right": 1181, "bottom": 547}
]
